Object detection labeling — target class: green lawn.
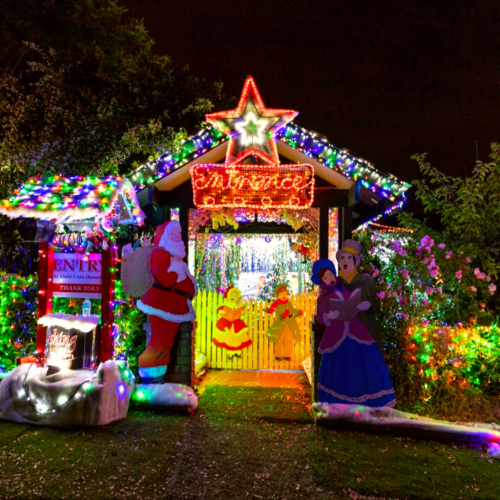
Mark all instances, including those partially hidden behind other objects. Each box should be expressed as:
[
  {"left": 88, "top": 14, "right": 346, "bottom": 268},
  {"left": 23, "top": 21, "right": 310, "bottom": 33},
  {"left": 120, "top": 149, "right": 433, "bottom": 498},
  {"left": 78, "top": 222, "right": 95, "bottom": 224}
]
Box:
[{"left": 0, "top": 382, "right": 498, "bottom": 500}]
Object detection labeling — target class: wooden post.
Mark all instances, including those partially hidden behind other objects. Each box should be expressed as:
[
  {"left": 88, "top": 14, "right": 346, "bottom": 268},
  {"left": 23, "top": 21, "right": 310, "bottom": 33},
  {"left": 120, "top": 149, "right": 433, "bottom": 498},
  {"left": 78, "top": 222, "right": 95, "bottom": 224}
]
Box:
[
  {"left": 179, "top": 207, "right": 189, "bottom": 260},
  {"left": 99, "top": 245, "right": 117, "bottom": 363},
  {"left": 339, "top": 207, "right": 353, "bottom": 247},
  {"left": 164, "top": 321, "right": 195, "bottom": 387},
  {"left": 311, "top": 319, "right": 325, "bottom": 404},
  {"left": 36, "top": 243, "right": 54, "bottom": 362},
  {"left": 319, "top": 206, "right": 329, "bottom": 259}
]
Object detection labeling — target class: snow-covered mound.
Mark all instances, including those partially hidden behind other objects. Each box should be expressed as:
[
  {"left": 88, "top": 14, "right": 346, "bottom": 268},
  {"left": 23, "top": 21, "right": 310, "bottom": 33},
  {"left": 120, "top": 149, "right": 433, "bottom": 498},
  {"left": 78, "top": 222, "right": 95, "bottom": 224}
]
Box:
[
  {"left": 132, "top": 383, "right": 198, "bottom": 409},
  {"left": 313, "top": 402, "right": 500, "bottom": 459},
  {"left": 0, "top": 361, "right": 133, "bottom": 427}
]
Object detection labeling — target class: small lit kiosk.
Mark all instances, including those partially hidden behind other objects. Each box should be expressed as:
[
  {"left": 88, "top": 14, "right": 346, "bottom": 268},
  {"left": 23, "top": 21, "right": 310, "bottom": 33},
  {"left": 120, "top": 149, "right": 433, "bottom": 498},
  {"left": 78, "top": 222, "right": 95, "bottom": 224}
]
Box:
[{"left": 0, "top": 175, "right": 143, "bottom": 426}]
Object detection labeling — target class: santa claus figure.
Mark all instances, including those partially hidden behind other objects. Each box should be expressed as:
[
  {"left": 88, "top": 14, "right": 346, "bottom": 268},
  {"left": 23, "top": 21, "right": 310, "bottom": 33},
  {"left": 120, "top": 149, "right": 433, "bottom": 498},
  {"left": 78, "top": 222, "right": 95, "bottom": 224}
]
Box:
[{"left": 136, "top": 220, "right": 197, "bottom": 383}]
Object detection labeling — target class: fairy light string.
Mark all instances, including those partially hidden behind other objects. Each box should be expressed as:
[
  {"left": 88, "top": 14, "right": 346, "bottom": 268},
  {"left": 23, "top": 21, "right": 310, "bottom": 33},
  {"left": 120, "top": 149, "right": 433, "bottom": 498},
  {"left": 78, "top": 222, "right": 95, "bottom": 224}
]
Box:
[
  {"left": 131, "top": 125, "right": 410, "bottom": 202},
  {"left": 0, "top": 175, "right": 144, "bottom": 224}
]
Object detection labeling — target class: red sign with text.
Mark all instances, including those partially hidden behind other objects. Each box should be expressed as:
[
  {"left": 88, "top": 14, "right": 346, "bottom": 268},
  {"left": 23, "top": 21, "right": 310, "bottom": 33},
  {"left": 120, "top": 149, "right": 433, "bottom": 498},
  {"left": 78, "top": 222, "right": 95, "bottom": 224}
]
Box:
[
  {"left": 190, "top": 163, "right": 314, "bottom": 209},
  {"left": 52, "top": 253, "right": 102, "bottom": 298}
]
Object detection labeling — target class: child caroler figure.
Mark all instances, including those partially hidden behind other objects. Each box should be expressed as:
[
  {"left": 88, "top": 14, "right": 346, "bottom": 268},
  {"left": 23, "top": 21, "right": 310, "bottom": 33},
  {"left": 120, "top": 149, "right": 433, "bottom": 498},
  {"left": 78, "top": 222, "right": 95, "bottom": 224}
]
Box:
[
  {"left": 213, "top": 286, "right": 252, "bottom": 358},
  {"left": 266, "top": 283, "right": 302, "bottom": 360}
]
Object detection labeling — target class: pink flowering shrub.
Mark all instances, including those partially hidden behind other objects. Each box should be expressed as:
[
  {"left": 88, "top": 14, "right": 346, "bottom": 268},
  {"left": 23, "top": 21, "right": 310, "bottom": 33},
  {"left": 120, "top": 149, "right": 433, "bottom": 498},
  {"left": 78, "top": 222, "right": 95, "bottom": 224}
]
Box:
[
  {"left": 358, "top": 229, "right": 497, "bottom": 326},
  {"left": 355, "top": 150, "right": 500, "bottom": 410},
  {"left": 356, "top": 227, "right": 499, "bottom": 406}
]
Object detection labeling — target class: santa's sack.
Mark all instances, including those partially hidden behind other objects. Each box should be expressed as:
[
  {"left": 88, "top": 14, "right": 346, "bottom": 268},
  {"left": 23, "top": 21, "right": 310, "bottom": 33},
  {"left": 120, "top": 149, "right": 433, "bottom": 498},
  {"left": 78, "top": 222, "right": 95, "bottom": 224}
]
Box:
[{"left": 121, "top": 246, "right": 157, "bottom": 297}]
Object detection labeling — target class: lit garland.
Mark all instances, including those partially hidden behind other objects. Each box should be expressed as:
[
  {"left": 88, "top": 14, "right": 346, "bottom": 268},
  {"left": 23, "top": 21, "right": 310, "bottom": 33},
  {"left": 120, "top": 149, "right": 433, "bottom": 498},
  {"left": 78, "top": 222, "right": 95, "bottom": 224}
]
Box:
[
  {"left": 353, "top": 201, "right": 406, "bottom": 232},
  {"left": 369, "top": 222, "right": 414, "bottom": 234},
  {"left": 130, "top": 94, "right": 410, "bottom": 204},
  {"left": 276, "top": 123, "right": 410, "bottom": 201},
  {"left": 188, "top": 208, "right": 320, "bottom": 234},
  {"left": 131, "top": 126, "right": 228, "bottom": 190},
  {"left": 0, "top": 175, "right": 144, "bottom": 224}
]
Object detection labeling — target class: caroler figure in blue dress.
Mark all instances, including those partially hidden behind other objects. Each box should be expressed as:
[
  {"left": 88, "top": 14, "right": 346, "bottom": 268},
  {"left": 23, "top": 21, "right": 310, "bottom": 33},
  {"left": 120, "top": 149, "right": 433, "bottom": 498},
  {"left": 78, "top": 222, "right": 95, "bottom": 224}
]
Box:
[{"left": 311, "top": 259, "right": 396, "bottom": 408}]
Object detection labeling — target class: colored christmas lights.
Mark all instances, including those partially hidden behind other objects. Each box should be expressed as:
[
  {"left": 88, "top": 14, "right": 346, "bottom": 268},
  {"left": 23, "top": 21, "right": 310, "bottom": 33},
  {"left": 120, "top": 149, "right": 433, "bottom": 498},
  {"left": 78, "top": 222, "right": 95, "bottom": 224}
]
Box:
[
  {"left": 189, "top": 77, "right": 315, "bottom": 210},
  {"left": 0, "top": 175, "right": 144, "bottom": 224},
  {"left": 131, "top": 123, "right": 409, "bottom": 203},
  {"left": 405, "top": 321, "right": 500, "bottom": 397},
  {"left": 276, "top": 123, "right": 410, "bottom": 201},
  {"left": 206, "top": 76, "right": 297, "bottom": 166},
  {"left": 130, "top": 76, "right": 409, "bottom": 214}
]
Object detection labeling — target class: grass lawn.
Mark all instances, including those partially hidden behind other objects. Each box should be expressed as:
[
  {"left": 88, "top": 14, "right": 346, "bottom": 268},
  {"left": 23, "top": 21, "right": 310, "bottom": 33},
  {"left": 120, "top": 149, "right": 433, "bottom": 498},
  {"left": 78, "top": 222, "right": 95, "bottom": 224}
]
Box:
[{"left": 0, "top": 377, "right": 498, "bottom": 500}]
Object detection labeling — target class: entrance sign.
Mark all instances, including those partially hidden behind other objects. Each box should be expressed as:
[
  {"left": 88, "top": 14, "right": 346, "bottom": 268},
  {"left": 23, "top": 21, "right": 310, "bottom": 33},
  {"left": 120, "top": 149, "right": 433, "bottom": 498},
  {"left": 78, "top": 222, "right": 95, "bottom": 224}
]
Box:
[
  {"left": 191, "top": 164, "right": 314, "bottom": 209},
  {"left": 52, "top": 253, "right": 102, "bottom": 298},
  {"left": 192, "top": 76, "right": 315, "bottom": 210}
]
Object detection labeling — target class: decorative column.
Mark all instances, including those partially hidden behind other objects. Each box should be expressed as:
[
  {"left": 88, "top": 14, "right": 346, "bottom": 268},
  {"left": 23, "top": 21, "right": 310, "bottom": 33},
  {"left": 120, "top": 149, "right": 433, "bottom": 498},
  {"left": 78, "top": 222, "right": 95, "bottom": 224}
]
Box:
[
  {"left": 36, "top": 243, "right": 54, "bottom": 361},
  {"left": 99, "top": 245, "right": 117, "bottom": 363}
]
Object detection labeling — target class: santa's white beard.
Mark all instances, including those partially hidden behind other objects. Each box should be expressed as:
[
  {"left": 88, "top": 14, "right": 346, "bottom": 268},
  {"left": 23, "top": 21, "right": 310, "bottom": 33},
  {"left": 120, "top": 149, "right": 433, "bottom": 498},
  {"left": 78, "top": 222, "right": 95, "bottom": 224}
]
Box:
[
  {"left": 158, "top": 232, "right": 196, "bottom": 292},
  {"left": 159, "top": 234, "right": 186, "bottom": 258}
]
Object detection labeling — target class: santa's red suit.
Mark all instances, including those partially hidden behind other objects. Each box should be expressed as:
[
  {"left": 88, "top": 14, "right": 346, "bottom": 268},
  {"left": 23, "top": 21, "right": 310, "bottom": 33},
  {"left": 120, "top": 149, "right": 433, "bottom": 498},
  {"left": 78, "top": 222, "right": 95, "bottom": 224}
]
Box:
[{"left": 136, "top": 221, "right": 197, "bottom": 382}]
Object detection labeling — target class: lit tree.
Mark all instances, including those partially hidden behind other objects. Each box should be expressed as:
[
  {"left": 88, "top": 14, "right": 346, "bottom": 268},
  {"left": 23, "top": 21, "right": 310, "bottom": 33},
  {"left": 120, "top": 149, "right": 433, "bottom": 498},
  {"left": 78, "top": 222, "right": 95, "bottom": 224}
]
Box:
[{"left": 0, "top": 0, "right": 230, "bottom": 274}]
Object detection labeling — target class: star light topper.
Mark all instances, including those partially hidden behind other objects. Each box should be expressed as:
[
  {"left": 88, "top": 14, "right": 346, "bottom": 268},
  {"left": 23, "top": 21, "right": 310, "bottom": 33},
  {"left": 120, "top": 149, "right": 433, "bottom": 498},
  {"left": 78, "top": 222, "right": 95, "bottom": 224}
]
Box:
[{"left": 206, "top": 76, "right": 298, "bottom": 166}]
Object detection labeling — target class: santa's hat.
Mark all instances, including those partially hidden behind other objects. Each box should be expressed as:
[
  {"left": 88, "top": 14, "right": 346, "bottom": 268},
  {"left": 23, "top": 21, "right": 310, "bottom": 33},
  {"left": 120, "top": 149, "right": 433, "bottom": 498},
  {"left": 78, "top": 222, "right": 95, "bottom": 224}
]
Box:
[
  {"left": 224, "top": 286, "right": 239, "bottom": 299},
  {"left": 154, "top": 220, "right": 181, "bottom": 246}
]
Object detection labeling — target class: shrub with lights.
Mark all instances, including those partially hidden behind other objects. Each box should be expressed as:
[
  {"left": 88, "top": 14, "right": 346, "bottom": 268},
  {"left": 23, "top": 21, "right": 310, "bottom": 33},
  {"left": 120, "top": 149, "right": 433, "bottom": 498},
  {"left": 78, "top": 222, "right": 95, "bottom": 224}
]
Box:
[
  {"left": 0, "top": 274, "right": 147, "bottom": 377},
  {"left": 0, "top": 273, "right": 38, "bottom": 372},
  {"left": 356, "top": 225, "right": 499, "bottom": 409}
]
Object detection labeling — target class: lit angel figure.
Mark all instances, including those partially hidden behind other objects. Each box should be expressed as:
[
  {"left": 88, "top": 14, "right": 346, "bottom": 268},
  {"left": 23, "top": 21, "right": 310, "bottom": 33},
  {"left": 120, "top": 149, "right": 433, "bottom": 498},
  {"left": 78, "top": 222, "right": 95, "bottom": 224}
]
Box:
[
  {"left": 213, "top": 286, "right": 252, "bottom": 358},
  {"left": 265, "top": 283, "right": 302, "bottom": 361}
]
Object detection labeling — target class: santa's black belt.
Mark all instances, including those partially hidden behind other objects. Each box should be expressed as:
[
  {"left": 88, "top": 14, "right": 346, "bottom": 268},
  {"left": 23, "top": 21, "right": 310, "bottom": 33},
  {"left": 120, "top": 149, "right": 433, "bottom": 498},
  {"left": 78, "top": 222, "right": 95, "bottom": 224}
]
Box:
[{"left": 152, "top": 283, "right": 194, "bottom": 300}]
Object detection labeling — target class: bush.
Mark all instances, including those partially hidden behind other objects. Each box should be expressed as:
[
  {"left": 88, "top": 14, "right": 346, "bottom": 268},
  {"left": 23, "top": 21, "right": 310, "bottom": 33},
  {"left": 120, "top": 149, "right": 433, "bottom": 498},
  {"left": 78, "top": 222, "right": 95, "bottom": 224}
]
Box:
[{"left": 0, "top": 273, "right": 145, "bottom": 375}]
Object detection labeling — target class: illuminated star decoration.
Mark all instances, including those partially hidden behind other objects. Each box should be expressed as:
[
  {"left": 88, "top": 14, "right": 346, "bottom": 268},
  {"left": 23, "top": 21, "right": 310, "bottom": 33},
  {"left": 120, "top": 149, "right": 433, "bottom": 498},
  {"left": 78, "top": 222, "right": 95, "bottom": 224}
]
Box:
[{"left": 206, "top": 76, "right": 298, "bottom": 166}]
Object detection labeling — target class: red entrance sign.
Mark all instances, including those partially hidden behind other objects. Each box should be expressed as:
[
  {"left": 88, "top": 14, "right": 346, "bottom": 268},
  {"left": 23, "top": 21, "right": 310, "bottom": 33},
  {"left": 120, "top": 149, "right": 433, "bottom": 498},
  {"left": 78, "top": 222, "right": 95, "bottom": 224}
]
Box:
[
  {"left": 52, "top": 253, "right": 102, "bottom": 298},
  {"left": 190, "top": 163, "right": 315, "bottom": 209}
]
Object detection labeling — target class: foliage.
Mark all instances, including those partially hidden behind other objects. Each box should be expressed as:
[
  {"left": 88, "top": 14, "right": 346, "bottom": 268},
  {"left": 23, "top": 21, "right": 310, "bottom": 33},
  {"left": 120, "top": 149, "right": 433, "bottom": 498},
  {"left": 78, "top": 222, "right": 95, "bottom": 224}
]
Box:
[
  {"left": 355, "top": 147, "right": 500, "bottom": 408},
  {"left": 406, "top": 149, "right": 500, "bottom": 281},
  {"left": 0, "top": 0, "right": 229, "bottom": 275},
  {"left": 356, "top": 227, "right": 499, "bottom": 407},
  {"left": 0, "top": 271, "right": 146, "bottom": 375},
  {"left": 0, "top": 272, "right": 38, "bottom": 371},
  {"left": 113, "top": 280, "right": 146, "bottom": 376}
]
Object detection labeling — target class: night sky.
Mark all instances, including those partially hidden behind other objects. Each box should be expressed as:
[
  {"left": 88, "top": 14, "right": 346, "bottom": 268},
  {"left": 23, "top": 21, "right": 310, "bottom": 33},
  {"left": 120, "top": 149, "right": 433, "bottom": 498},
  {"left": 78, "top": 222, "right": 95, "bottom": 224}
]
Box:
[{"left": 120, "top": 0, "right": 500, "bottom": 185}]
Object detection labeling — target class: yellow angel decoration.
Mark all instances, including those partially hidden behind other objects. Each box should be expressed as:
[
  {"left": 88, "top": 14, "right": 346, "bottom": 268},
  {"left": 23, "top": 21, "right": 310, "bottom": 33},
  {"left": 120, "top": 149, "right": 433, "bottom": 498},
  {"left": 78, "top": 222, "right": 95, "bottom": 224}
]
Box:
[{"left": 213, "top": 287, "right": 252, "bottom": 358}]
